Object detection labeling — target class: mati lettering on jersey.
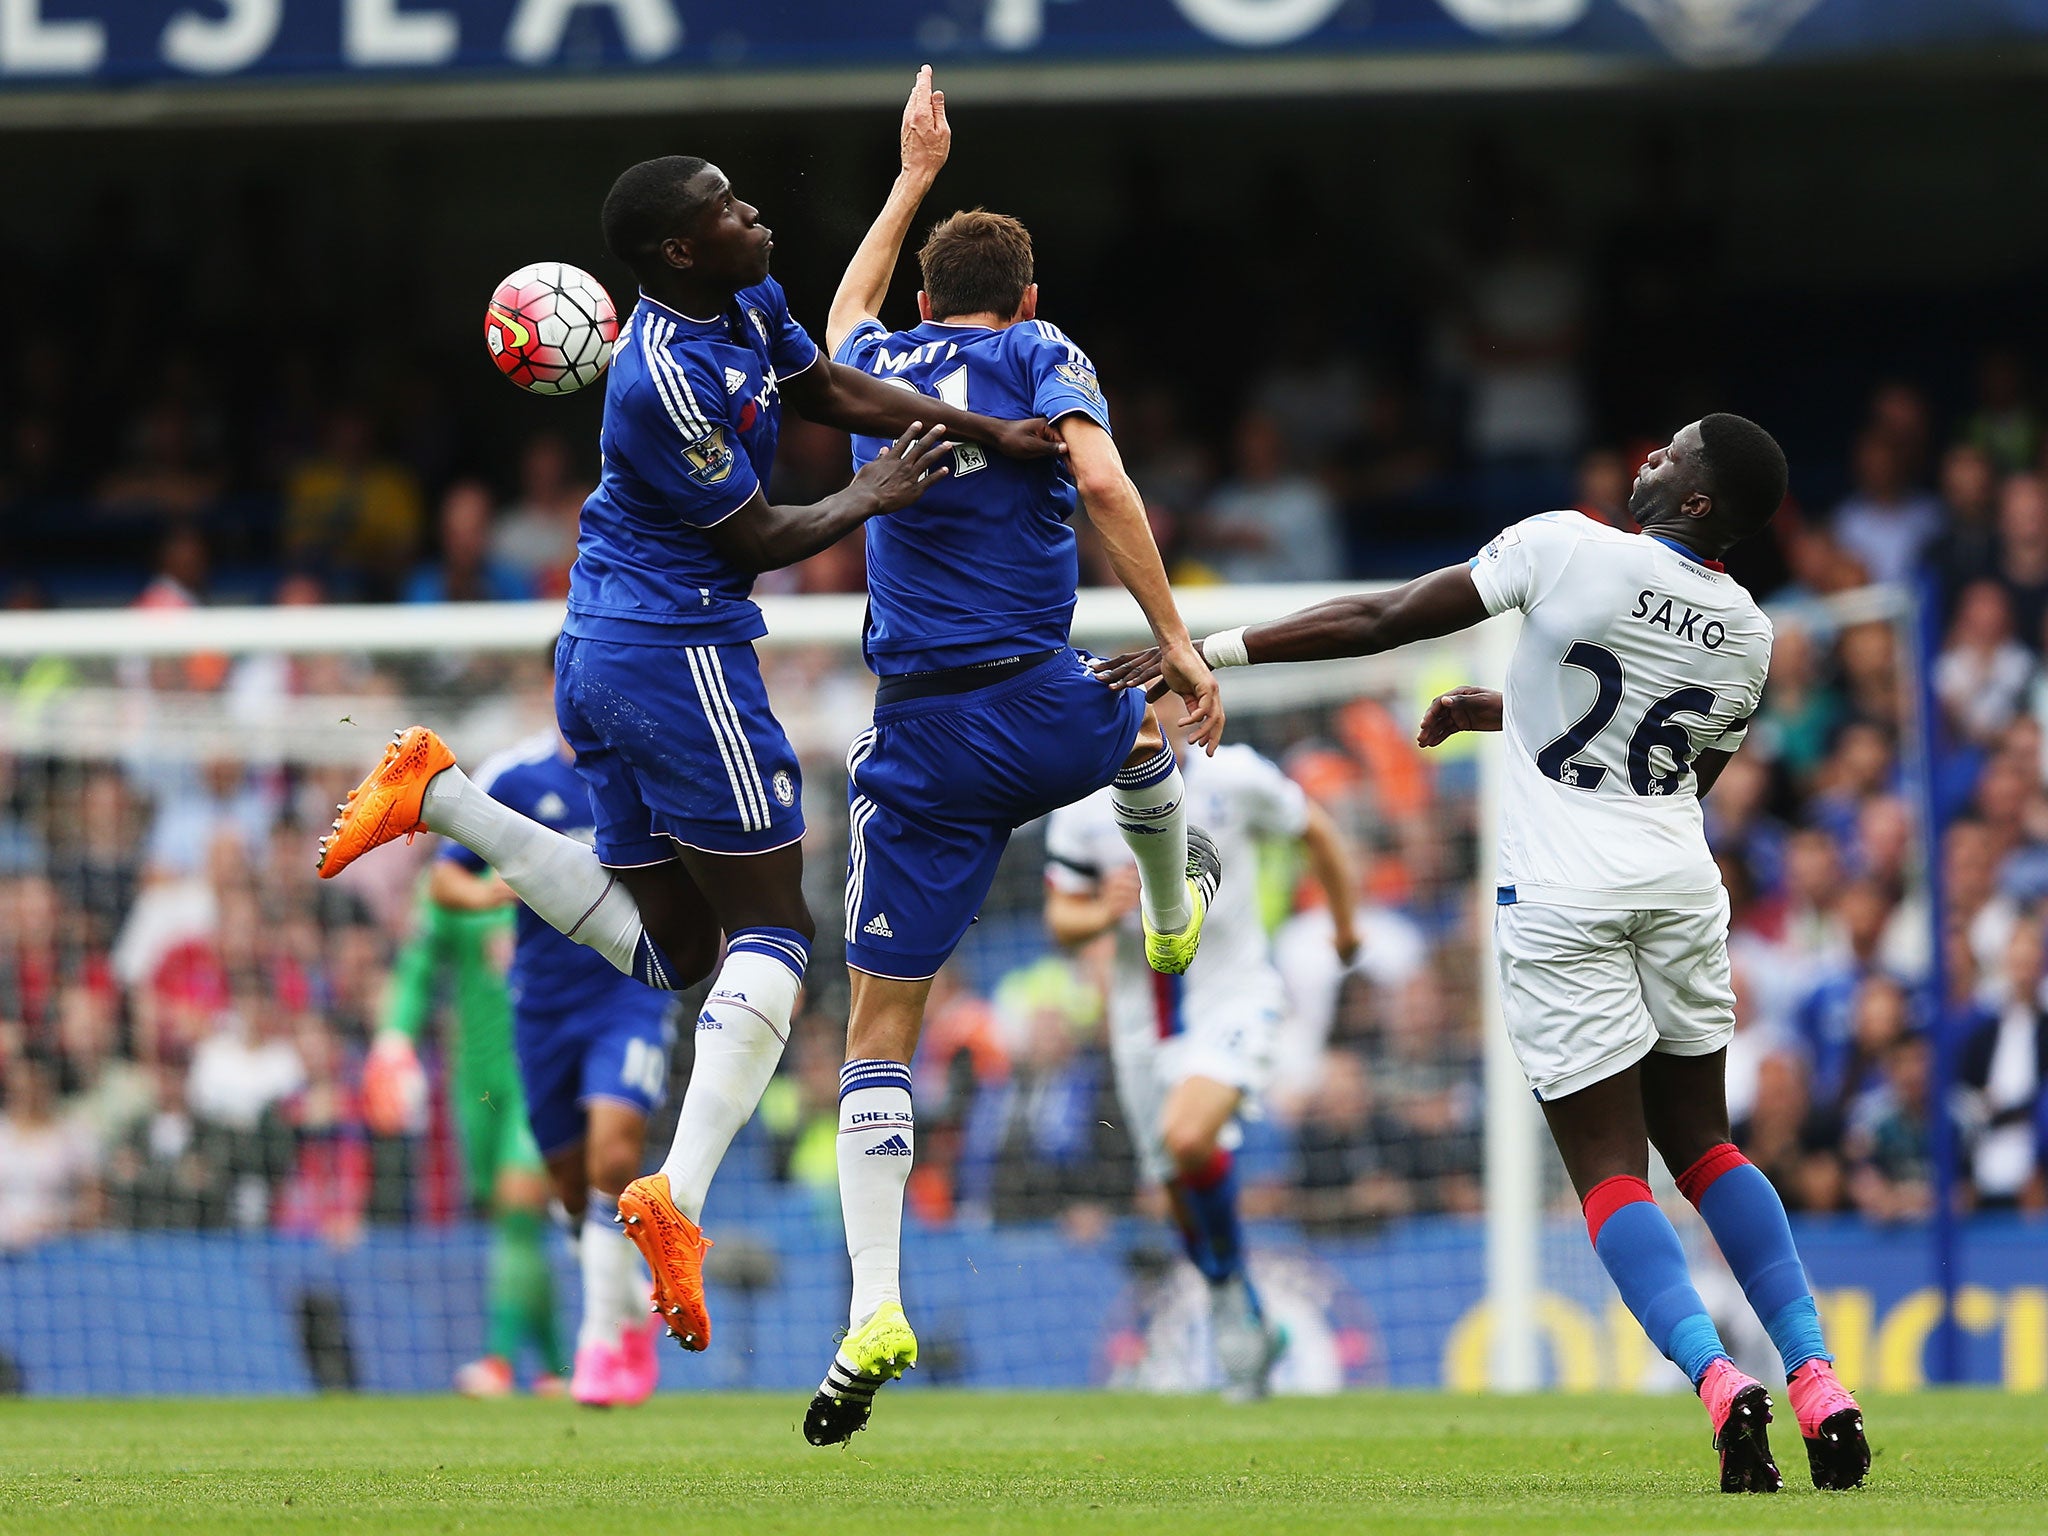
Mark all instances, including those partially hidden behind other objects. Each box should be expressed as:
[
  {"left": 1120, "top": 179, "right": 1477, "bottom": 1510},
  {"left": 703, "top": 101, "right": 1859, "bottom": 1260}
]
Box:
[{"left": 832, "top": 316, "right": 1110, "bottom": 675}]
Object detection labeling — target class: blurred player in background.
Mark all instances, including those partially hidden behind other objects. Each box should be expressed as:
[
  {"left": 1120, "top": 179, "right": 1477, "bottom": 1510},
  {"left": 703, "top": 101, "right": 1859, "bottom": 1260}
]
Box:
[
  {"left": 1099, "top": 416, "right": 1870, "bottom": 1493},
  {"left": 371, "top": 885, "right": 567, "bottom": 1398},
  {"left": 319, "top": 145, "right": 1061, "bottom": 1360},
  {"left": 803, "top": 68, "right": 1223, "bottom": 1445},
  {"left": 1045, "top": 724, "right": 1358, "bottom": 1399},
  {"left": 426, "top": 699, "right": 676, "bottom": 1409}
]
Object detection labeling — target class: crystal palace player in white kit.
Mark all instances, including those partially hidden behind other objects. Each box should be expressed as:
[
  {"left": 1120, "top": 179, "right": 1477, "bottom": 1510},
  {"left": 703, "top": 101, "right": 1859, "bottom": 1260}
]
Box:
[
  {"left": 1045, "top": 737, "right": 1357, "bottom": 1399},
  {"left": 1100, "top": 416, "right": 1871, "bottom": 1494}
]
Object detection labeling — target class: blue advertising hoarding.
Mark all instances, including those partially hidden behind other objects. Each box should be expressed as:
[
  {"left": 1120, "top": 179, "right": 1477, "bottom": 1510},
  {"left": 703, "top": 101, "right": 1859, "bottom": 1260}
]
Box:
[
  {"left": 2, "top": 1207, "right": 2041, "bottom": 1396},
  {"left": 6, "top": 0, "right": 2048, "bottom": 92}
]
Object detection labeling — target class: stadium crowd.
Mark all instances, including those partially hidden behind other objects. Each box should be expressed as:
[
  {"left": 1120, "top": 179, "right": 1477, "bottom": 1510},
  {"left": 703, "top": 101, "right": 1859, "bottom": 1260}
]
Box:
[{"left": 6, "top": 339, "right": 2048, "bottom": 1249}]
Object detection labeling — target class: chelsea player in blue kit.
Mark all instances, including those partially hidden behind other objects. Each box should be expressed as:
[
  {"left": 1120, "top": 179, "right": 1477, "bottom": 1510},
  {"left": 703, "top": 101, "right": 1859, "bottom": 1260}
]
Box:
[
  {"left": 801, "top": 70, "right": 1225, "bottom": 1444},
  {"left": 430, "top": 695, "right": 676, "bottom": 1408},
  {"left": 319, "top": 146, "right": 1062, "bottom": 1358}
]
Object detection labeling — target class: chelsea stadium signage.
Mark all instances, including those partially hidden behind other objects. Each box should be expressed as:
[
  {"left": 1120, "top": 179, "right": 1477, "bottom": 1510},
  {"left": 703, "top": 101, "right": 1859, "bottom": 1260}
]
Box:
[{"left": 0, "top": 0, "right": 2039, "bottom": 89}]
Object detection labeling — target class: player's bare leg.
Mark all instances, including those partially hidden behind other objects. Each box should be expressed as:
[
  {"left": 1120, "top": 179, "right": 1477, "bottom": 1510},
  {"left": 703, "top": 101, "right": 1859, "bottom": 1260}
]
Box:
[
  {"left": 1115, "top": 710, "right": 1221, "bottom": 975},
  {"left": 621, "top": 844, "right": 811, "bottom": 1353},
  {"left": 1160, "top": 1075, "right": 1286, "bottom": 1399},
  {"left": 1643, "top": 1050, "right": 1868, "bottom": 1488},
  {"left": 317, "top": 727, "right": 720, "bottom": 989},
  {"left": 1546, "top": 1066, "right": 1780, "bottom": 1492},
  {"left": 554, "top": 1103, "right": 660, "bottom": 1407},
  {"left": 806, "top": 969, "right": 928, "bottom": 1446}
]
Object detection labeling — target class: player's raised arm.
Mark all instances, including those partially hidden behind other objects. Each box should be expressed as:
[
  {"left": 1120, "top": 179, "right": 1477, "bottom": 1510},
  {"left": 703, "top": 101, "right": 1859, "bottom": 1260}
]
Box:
[
  {"left": 825, "top": 65, "right": 949, "bottom": 354},
  {"left": 1061, "top": 415, "right": 1223, "bottom": 752},
  {"left": 1093, "top": 563, "right": 1491, "bottom": 694},
  {"left": 703, "top": 421, "right": 954, "bottom": 573}
]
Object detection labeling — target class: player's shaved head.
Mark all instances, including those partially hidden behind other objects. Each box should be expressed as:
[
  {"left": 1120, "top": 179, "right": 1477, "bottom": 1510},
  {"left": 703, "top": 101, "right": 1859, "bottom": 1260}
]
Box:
[
  {"left": 602, "top": 156, "right": 716, "bottom": 280},
  {"left": 1696, "top": 413, "right": 1788, "bottom": 541},
  {"left": 919, "top": 210, "right": 1034, "bottom": 322}
]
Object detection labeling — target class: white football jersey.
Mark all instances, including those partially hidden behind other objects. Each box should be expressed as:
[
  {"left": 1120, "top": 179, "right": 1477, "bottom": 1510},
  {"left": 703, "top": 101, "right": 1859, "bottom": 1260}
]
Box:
[
  {"left": 1469, "top": 511, "right": 1772, "bottom": 909},
  {"left": 1044, "top": 743, "right": 1308, "bottom": 1030}
]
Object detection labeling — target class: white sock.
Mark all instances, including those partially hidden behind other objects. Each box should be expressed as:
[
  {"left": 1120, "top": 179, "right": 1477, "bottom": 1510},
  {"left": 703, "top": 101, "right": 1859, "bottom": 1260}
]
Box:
[
  {"left": 837, "top": 1060, "right": 915, "bottom": 1328},
  {"left": 657, "top": 931, "right": 807, "bottom": 1221},
  {"left": 421, "top": 764, "right": 659, "bottom": 984},
  {"left": 1112, "top": 745, "right": 1191, "bottom": 933},
  {"left": 579, "top": 1191, "right": 643, "bottom": 1350}
]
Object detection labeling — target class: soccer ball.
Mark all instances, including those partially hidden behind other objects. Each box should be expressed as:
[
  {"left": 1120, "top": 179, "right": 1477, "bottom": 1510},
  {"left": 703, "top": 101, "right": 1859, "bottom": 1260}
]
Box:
[{"left": 485, "top": 262, "right": 619, "bottom": 395}]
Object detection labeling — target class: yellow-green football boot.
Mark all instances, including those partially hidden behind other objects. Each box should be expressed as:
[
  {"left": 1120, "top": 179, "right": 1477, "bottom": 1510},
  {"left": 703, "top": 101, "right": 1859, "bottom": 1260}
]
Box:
[
  {"left": 1141, "top": 826, "right": 1223, "bottom": 976},
  {"left": 803, "top": 1301, "right": 919, "bottom": 1446}
]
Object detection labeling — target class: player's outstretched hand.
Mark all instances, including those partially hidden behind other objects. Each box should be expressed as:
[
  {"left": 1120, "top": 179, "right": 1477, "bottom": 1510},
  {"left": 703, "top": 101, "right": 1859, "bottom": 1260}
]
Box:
[
  {"left": 857, "top": 421, "right": 953, "bottom": 512},
  {"left": 1417, "top": 686, "right": 1504, "bottom": 747},
  {"left": 989, "top": 416, "right": 1066, "bottom": 461},
  {"left": 1159, "top": 637, "right": 1224, "bottom": 755},
  {"left": 901, "top": 64, "right": 951, "bottom": 184},
  {"left": 1090, "top": 645, "right": 1166, "bottom": 694}
]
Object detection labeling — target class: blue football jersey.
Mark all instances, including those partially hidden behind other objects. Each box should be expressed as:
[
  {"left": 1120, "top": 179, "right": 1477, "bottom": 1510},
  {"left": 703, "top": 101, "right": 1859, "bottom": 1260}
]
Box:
[
  {"left": 441, "top": 731, "right": 650, "bottom": 1017},
  {"left": 565, "top": 282, "right": 819, "bottom": 647},
  {"left": 833, "top": 317, "right": 1110, "bottom": 674}
]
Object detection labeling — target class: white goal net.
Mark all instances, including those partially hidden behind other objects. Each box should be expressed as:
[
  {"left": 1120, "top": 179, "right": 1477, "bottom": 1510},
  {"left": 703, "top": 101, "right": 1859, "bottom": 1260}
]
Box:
[{"left": 0, "top": 587, "right": 1763, "bottom": 1399}]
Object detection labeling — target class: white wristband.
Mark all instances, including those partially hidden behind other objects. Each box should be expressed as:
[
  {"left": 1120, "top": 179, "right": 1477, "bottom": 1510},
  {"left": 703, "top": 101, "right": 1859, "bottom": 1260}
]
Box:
[{"left": 1201, "top": 627, "right": 1249, "bottom": 669}]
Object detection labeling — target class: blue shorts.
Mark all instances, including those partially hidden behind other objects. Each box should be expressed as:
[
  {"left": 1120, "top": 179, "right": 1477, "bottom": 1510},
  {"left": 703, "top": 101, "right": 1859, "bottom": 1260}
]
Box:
[
  {"left": 555, "top": 633, "right": 804, "bottom": 862},
  {"left": 514, "top": 986, "right": 676, "bottom": 1158},
  {"left": 845, "top": 648, "right": 1146, "bottom": 980}
]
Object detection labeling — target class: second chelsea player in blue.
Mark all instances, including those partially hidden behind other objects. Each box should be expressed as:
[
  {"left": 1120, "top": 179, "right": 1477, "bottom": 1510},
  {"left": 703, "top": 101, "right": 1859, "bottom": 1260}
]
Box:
[
  {"left": 801, "top": 68, "right": 1226, "bottom": 1445},
  {"left": 433, "top": 713, "right": 675, "bottom": 1407},
  {"left": 317, "top": 145, "right": 1063, "bottom": 1361}
]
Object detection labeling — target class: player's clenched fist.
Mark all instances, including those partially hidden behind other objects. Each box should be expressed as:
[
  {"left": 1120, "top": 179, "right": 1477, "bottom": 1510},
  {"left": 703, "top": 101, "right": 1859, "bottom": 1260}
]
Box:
[
  {"left": 1416, "top": 686, "right": 1503, "bottom": 748},
  {"left": 855, "top": 420, "right": 955, "bottom": 512}
]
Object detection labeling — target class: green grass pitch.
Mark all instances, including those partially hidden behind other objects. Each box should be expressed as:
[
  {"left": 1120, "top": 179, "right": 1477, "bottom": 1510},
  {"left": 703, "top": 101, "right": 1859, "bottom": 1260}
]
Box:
[{"left": 1, "top": 1392, "right": 2042, "bottom": 1535}]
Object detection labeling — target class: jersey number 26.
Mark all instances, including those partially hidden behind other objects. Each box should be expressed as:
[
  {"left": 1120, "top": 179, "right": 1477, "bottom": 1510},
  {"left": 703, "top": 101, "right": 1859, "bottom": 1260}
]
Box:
[{"left": 1535, "top": 640, "right": 1719, "bottom": 798}]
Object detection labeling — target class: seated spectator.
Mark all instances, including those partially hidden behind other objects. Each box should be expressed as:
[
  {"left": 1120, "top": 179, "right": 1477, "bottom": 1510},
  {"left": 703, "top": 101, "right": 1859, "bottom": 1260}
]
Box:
[
  {"left": 107, "top": 1058, "right": 231, "bottom": 1230},
  {"left": 93, "top": 398, "right": 223, "bottom": 522},
  {"left": 1362, "top": 970, "right": 1482, "bottom": 1215},
  {"left": 1704, "top": 750, "right": 1787, "bottom": 897},
  {"left": 489, "top": 432, "right": 590, "bottom": 597},
  {"left": 1806, "top": 720, "right": 1896, "bottom": 852},
  {"left": 1831, "top": 427, "right": 1940, "bottom": 585},
  {"left": 1735, "top": 1052, "right": 1844, "bottom": 1214},
  {"left": 1936, "top": 581, "right": 2035, "bottom": 747},
  {"left": 1794, "top": 895, "right": 1907, "bottom": 1118},
  {"left": 1957, "top": 917, "right": 2048, "bottom": 1212},
  {"left": 1291, "top": 1048, "right": 1409, "bottom": 1230},
  {"left": 274, "top": 1017, "right": 370, "bottom": 1242},
  {"left": 1948, "top": 818, "right": 2022, "bottom": 1005},
  {"left": 282, "top": 409, "right": 423, "bottom": 601},
  {"left": 1194, "top": 411, "right": 1343, "bottom": 584},
  {"left": 1967, "top": 347, "right": 2040, "bottom": 475},
  {"left": 1929, "top": 443, "right": 2000, "bottom": 608},
  {"left": 404, "top": 480, "right": 529, "bottom": 603},
  {"left": 1752, "top": 621, "right": 1842, "bottom": 784},
  {"left": 0, "top": 1052, "right": 100, "bottom": 1249},
  {"left": 1571, "top": 445, "right": 1635, "bottom": 531},
  {"left": 969, "top": 960, "right": 1129, "bottom": 1225},
  {"left": 1845, "top": 1032, "right": 1935, "bottom": 1222},
  {"left": 1996, "top": 474, "right": 2048, "bottom": 651}
]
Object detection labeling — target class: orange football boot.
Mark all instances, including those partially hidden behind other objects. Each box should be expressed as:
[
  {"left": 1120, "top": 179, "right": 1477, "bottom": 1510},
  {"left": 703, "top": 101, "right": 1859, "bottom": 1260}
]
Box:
[
  {"left": 616, "top": 1173, "right": 713, "bottom": 1351},
  {"left": 316, "top": 726, "right": 457, "bottom": 878}
]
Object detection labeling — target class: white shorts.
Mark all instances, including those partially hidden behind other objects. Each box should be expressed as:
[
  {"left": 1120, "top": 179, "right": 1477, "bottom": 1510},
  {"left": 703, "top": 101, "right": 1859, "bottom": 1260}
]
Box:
[
  {"left": 1493, "top": 893, "right": 1736, "bottom": 1103},
  {"left": 1109, "top": 974, "right": 1282, "bottom": 1186}
]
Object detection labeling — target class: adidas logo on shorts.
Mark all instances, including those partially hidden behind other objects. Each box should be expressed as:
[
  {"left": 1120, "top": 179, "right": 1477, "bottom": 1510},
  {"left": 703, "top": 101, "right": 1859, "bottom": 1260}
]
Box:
[
  {"left": 865, "top": 1134, "right": 912, "bottom": 1156},
  {"left": 863, "top": 912, "right": 894, "bottom": 938}
]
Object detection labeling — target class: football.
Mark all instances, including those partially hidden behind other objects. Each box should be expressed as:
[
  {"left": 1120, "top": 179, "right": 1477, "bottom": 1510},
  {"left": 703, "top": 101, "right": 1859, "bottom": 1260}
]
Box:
[{"left": 485, "top": 261, "right": 619, "bottom": 395}]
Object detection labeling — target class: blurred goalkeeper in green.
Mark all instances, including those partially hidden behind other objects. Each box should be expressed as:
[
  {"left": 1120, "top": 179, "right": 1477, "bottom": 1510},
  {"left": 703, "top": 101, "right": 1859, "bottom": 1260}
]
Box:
[{"left": 371, "top": 888, "right": 569, "bottom": 1398}]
